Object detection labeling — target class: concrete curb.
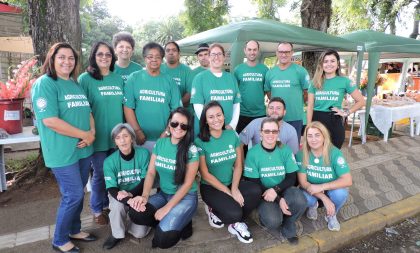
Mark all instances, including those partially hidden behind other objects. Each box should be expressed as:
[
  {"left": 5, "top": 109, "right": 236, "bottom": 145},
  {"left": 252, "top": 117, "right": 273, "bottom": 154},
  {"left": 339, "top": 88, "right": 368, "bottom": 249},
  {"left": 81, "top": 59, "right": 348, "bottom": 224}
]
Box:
[{"left": 260, "top": 193, "right": 420, "bottom": 253}]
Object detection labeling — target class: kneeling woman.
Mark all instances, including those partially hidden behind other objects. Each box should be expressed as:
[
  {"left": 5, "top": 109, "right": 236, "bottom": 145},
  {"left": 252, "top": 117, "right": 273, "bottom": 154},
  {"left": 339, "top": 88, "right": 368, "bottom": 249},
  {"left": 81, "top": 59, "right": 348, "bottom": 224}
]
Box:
[
  {"left": 129, "top": 107, "right": 199, "bottom": 249},
  {"left": 297, "top": 121, "right": 352, "bottom": 231},
  {"left": 195, "top": 101, "right": 261, "bottom": 244},
  {"left": 102, "top": 123, "right": 151, "bottom": 250},
  {"left": 244, "top": 118, "right": 307, "bottom": 244}
]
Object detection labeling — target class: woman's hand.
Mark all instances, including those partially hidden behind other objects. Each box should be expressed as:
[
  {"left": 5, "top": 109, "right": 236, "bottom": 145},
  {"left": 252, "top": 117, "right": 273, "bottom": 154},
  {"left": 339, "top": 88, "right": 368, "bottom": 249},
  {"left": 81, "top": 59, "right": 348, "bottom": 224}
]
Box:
[
  {"left": 307, "top": 184, "right": 324, "bottom": 195},
  {"left": 279, "top": 197, "right": 292, "bottom": 215},
  {"left": 155, "top": 205, "right": 171, "bottom": 221},
  {"left": 135, "top": 129, "right": 146, "bottom": 145},
  {"left": 128, "top": 196, "right": 147, "bottom": 212},
  {"left": 231, "top": 187, "right": 244, "bottom": 207},
  {"left": 331, "top": 107, "right": 348, "bottom": 117},
  {"left": 225, "top": 125, "right": 233, "bottom": 130},
  {"left": 262, "top": 188, "right": 278, "bottom": 202},
  {"left": 117, "top": 190, "right": 132, "bottom": 201},
  {"left": 322, "top": 198, "right": 336, "bottom": 217}
]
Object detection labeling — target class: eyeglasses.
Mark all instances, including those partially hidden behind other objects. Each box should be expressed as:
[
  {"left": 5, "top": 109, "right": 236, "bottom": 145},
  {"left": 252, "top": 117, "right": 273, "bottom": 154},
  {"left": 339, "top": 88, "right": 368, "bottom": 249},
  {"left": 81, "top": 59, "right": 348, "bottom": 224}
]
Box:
[
  {"left": 210, "top": 52, "right": 224, "bottom": 58},
  {"left": 96, "top": 52, "right": 112, "bottom": 58},
  {"left": 170, "top": 121, "right": 189, "bottom": 131},
  {"left": 277, "top": 51, "right": 291, "bottom": 55},
  {"left": 145, "top": 55, "right": 162, "bottom": 61},
  {"left": 56, "top": 55, "right": 75, "bottom": 61},
  {"left": 262, "top": 129, "right": 279, "bottom": 135}
]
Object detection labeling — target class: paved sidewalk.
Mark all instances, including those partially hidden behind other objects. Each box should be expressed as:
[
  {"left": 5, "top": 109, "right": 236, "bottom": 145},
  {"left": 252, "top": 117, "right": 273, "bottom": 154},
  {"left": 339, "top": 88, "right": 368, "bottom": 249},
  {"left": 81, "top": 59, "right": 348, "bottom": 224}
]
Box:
[{"left": 1, "top": 136, "right": 420, "bottom": 252}]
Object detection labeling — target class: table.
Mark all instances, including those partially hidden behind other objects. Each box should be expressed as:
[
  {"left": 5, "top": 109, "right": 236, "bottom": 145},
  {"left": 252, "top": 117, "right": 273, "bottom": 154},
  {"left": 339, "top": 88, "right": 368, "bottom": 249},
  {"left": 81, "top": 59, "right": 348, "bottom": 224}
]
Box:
[
  {"left": 0, "top": 126, "right": 40, "bottom": 191},
  {"left": 357, "top": 103, "right": 420, "bottom": 143}
]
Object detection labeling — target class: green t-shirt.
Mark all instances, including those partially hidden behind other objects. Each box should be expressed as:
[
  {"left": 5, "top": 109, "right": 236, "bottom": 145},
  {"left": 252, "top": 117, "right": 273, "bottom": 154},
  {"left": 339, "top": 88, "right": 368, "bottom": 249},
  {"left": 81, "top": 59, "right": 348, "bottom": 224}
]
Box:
[
  {"left": 244, "top": 143, "right": 298, "bottom": 188},
  {"left": 308, "top": 76, "right": 357, "bottom": 112},
  {"left": 161, "top": 63, "right": 193, "bottom": 98},
  {"left": 78, "top": 72, "right": 124, "bottom": 152},
  {"left": 124, "top": 70, "right": 182, "bottom": 141},
  {"left": 191, "top": 70, "right": 241, "bottom": 125},
  {"left": 153, "top": 137, "right": 199, "bottom": 194},
  {"left": 296, "top": 147, "right": 350, "bottom": 184},
  {"left": 31, "top": 74, "right": 93, "bottom": 168},
  {"left": 234, "top": 63, "right": 268, "bottom": 117},
  {"left": 191, "top": 66, "right": 207, "bottom": 78},
  {"left": 194, "top": 129, "right": 240, "bottom": 186},
  {"left": 114, "top": 61, "right": 142, "bottom": 83},
  {"left": 103, "top": 147, "right": 150, "bottom": 191},
  {"left": 264, "top": 63, "right": 310, "bottom": 121}
]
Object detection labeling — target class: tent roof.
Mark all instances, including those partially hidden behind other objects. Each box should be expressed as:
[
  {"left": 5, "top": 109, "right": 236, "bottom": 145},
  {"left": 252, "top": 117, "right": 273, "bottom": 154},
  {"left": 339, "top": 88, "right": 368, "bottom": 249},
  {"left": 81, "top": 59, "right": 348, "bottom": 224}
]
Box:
[
  {"left": 177, "top": 19, "right": 360, "bottom": 55},
  {"left": 340, "top": 30, "right": 420, "bottom": 55}
]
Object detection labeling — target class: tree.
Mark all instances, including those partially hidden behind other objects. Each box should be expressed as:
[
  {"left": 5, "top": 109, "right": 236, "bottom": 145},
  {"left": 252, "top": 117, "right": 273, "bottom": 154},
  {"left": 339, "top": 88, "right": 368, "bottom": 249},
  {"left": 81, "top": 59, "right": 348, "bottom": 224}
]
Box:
[
  {"left": 252, "top": 0, "right": 286, "bottom": 20},
  {"left": 329, "top": 0, "right": 371, "bottom": 35},
  {"left": 182, "top": 0, "right": 230, "bottom": 35},
  {"left": 369, "top": 0, "right": 414, "bottom": 34},
  {"left": 409, "top": 1, "right": 420, "bottom": 38},
  {"left": 300, "top": 0, "right": 332, "bottom": 77}
]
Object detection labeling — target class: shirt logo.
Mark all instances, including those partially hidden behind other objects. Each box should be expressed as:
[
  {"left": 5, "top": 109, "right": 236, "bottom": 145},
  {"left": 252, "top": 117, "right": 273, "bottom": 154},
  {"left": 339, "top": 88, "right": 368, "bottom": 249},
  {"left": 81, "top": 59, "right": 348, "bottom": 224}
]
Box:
[
  {"left": 337, "top": 156, "right": 346, "bottom": 167},
  {"left": 36, "top": 97, "right": 47, "bottom": 112},
  {"left": 191, "top": 87, "right": 196, "bottom": 97}
]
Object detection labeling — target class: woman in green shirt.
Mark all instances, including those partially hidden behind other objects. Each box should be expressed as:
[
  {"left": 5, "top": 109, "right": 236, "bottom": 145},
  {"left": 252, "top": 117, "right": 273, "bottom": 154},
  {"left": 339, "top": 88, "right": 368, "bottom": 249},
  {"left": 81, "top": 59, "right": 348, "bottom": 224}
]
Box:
[
  {"left": 129, "top": 107, "right": 199, "bottom": 249},
  {"left": 195, "top": 101, "right": 261, "bottom": 244},
  {"left": 297, "top": 121, "right": 353, "bottom": 232}
]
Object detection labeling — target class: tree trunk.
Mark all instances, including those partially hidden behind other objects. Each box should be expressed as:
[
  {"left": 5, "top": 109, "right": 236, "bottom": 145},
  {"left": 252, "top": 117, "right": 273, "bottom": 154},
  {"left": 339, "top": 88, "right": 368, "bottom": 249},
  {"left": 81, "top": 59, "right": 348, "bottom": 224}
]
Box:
[
  {"left": 409, "top": 3, "right": 420, "bottom": 39},
  {"left": 27, "top": 0, "right": 82, "bottom": 65},
  {"left": 300, "top": 0, "right": 332, "bottom": 78},
  {"left": 390, "top": 20, "right": 396, "bottom": 35}
]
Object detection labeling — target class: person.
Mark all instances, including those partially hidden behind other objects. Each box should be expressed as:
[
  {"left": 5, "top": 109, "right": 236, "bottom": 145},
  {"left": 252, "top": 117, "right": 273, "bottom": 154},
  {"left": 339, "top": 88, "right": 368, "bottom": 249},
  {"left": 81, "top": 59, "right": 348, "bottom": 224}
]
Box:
[
  {"left": 296, "top": 121, "right": 353, "bottom": 232},
  {"left": 240, "top": 97, "right": 299, "bottom": 155},
  {"left": 234, "top": 40, "right": 268, "bottom": 133},
  {"left": 264, "top": 42, "right": 310, "bottom": 139},
  {"left": 191, "top": 43, "right": 241, "bottom": 130},
  {"left": 244, "top": 118, "right": 307, "bottom": 244},
  {"left": 112, "top": 31, "right": 142, "bottom": 82},
  {"left": 191, "top": 43, "right": 210, "bottom": 77},
  {"left": 102, "top": 123, "right": 151, "bottom": 250},
  {"left": 194, "top": 101, "right": 261, "bottom": 244},
  {"left": 32, "top": 42, "right": 96, "bottom": 253},
  {"left": 386, "top": 63, "right": 400, "bottom": 73},
  {"left": 306, "top": 49, "right": 365, "bottom": 149},
  {"left": 79, "top": 41, "right": 124, "bottom": 225},
  {"left": 161, "top": 41, "right": 193, "bottom": 108},
  {"left": 128, "top": 107, "right": 199, "bottom": 249},
  {"left": 124, "top": 42, "right": 182, "bottom": 152}
]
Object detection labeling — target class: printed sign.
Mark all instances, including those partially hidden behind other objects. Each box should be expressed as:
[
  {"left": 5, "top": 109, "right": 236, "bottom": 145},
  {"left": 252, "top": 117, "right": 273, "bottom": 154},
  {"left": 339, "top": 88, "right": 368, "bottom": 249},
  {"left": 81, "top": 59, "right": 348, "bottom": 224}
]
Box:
[{"left": 4, "top": 110, "right": 20, "bottom": 121}]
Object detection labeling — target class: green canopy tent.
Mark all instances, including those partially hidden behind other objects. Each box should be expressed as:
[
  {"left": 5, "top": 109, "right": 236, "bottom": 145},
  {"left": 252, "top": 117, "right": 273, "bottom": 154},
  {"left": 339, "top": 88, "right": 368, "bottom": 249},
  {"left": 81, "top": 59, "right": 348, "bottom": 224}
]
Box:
[
  {"left": 340, "top": 30, "right": 420, "bottom": 134},
  {"left": 177, "top": 19, "right": 361, "bottom": 70}
]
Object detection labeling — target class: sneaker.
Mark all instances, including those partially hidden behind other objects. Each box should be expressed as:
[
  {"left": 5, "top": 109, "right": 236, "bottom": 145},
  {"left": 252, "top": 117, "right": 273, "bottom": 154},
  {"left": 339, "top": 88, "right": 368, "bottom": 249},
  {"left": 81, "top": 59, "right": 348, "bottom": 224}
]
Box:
[
  {"left": 204, "top": 205, "right": 224, "bottom": 228},
  {"left": 228, "top": 222, "right": 253, "bottom": 243},
  {"left": 306, "top": 202, "right": 318, "bottom": 220},
  {"left": 325, "top": 215, "right": 341, "bottom": 231}
]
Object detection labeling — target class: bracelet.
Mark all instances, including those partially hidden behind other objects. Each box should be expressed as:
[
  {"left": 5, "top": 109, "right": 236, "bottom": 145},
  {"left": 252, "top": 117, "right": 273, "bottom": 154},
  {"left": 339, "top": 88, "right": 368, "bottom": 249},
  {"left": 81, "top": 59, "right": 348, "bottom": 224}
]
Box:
[{"left": 343, "top": 109, "right": 350, "bottom": 117}]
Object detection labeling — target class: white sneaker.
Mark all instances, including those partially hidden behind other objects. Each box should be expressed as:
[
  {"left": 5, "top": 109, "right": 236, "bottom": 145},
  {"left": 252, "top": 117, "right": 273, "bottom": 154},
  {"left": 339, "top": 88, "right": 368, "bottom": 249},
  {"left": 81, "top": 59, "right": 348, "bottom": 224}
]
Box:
[
  {"left": 204, "top": 205, "right": 224, "bottom": 228},
  {"left": 306, "top": 202, "right": 318, "bottom": 220},
  {"left": 325, "top": 215, "right": 341, "bottom": 231},
  {"left": 228, "top": 222, "right": 253, "bottom": 243}
]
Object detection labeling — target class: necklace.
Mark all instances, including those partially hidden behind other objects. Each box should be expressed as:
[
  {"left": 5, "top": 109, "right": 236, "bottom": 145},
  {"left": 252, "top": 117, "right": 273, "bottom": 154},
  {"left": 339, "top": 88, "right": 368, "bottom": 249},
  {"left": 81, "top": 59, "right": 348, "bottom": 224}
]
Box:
[{"left": 314, "top": 157, "right": 320, "bottom": 164}]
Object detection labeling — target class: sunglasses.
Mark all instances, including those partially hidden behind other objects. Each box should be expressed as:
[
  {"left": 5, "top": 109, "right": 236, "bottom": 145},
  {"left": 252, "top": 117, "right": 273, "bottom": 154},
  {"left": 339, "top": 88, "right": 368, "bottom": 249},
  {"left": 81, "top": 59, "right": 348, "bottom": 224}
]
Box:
[
  {"left": 170, "top": 121, "right": 189, "bottom": 131},
  {"left": 262, "top": 129, "right": 279, "bottom": 135},
  {"left": 96, "top": 52, "right": 112, "bottom": 58}
]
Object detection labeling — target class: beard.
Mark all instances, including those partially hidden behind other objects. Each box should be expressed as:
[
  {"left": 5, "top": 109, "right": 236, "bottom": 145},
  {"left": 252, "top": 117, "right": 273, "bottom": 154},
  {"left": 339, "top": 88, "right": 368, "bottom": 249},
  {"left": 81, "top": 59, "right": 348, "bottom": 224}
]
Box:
[{"left": 270, "top": 115, "right": 283, "bottom": 121}]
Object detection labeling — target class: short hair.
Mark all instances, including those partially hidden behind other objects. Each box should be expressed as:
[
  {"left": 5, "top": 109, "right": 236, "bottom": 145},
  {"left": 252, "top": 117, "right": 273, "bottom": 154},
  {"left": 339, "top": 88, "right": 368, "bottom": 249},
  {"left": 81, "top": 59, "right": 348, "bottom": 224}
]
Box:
[
  {"left": 277, "top": 42, "right": 294, "bottom": 50},
  {"left": 164, "top": 41, "right": 180, "bottom": 52},
  {"left": 42, "top": 42, "right": 79, "bottom": 80},
  {"left": 142, "top": 42, "right": 165, "bottom": 58},
  {"left": 260, "top": 117, "right": 279, "bottom": 131},
  {"left": 209, "top": 43, "right": 225, "bottom": 56},
  {"left": 87, "top": 41, "right": 116, "bottom": 80},
  {"left": 111, "top": 123, "right": 136, "bottom": 147},
  {"left": 268, "top": 97, "right": 286, "bottom": 110},
  {"left": 112, "top": 31, "right": 135, "bottom": 49},
  {"left": 245, "top": 40, "right": 260, "bottom": 49}
]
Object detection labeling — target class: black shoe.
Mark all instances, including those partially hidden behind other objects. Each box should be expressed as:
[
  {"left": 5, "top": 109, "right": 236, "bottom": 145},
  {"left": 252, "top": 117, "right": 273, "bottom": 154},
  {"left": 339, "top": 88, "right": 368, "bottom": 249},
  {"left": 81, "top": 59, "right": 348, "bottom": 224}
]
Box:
[
  {"left": 103, "top": 235, "right": 121, "bottom": 250},
  {"left": 286, "top": 236, "right": 299, "bottom": 245},
  {"left": 181, "top": 221, "right": 193, "bottom": 240},
  {"left": 52, "top": 244, "right": 80, "bottom": 253},
  {"left": 69, "top": 234, "right": 97, "bottom": 242}
]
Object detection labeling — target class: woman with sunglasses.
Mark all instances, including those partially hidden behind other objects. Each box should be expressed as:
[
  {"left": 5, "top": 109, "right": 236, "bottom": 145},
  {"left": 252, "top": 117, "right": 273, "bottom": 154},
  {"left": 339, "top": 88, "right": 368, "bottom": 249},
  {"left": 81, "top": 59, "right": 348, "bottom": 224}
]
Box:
[
  {"left": 244, "top": 117, "right": 307, "bottom": 245},
  {"left": 79, "top": 41, "right": 124, "bottom": 225},
  {"left": 195, "top": 101, "right": 261, "bottom": 244},
  {"left": 128, "top": 107, "right": 198, "bottom": 249},
  {"left": 297, "top": 121, "right": 352, "bottom": 232}
]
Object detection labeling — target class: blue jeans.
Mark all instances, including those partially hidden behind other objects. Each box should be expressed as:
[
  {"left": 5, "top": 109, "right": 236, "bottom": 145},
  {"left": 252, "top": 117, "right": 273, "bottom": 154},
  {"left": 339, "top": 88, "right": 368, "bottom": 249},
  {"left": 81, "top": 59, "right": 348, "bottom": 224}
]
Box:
[
  {"left": 286, "top": 120, "right": 303, "bottom": 144},
  {"left": 258, "top": 187, "right": 307, "bottom": 238},
  {"left": 149, "top": 191, "right": 198, "bottom": 232},
  {"left": 302, "top": 188, "right": 349, "bottom": 214},
  {"left": 51, "top": 155, "right": 92, "bottom": 246},
  {"left": 90, "top": 151, "right": 110, "bottom": 214}
]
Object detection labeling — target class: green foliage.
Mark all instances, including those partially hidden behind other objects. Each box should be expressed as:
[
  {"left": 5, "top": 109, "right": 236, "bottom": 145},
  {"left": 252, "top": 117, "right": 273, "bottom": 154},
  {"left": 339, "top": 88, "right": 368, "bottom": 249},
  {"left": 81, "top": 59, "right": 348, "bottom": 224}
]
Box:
[
  {"left": 369, "top": 0, "right": 415, "bottom": 33},
  {"left": 182, "top": 0, "right": 230, "bottom": 35},
  {"left": 252, "top": 0, "right": 286, "bottom": 20}
]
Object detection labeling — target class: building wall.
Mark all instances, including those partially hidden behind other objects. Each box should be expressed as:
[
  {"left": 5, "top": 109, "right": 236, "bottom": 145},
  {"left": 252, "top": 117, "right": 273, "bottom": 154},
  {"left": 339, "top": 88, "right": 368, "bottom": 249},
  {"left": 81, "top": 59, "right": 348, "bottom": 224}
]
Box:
[{"left": 0, "top": 12, "right": 23, "bottom": 36}]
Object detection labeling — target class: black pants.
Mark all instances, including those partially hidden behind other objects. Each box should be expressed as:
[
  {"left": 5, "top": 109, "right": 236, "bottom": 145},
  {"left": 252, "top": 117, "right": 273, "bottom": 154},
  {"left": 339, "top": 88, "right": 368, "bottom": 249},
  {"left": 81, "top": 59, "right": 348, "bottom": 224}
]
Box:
[
  {"left": 236, "top": 115, "right": 265, "bottom": 134},
  {"left": 200, "top": 180, "right": 262, "bottom": 224},
  {"left": 312, "top": 110, "right": 345, "bottom": 149}
]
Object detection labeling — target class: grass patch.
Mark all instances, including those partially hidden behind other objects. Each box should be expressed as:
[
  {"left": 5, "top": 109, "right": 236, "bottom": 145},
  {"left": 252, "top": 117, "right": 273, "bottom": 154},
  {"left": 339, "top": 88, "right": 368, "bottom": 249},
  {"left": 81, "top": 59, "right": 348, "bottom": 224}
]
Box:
[{"left": 5, "top": 152, "right": 39, "bottom": 173}]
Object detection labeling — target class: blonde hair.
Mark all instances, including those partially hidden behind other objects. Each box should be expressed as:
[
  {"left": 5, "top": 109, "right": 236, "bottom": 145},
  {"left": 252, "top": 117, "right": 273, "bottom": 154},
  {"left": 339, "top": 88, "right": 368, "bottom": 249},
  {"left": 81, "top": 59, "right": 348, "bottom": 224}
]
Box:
[
  {"left": 302, "top": 121, "right": 332, "bottom": 167},
  {"left": 312, "top": 50, "right": 341, "bottom": 89}
]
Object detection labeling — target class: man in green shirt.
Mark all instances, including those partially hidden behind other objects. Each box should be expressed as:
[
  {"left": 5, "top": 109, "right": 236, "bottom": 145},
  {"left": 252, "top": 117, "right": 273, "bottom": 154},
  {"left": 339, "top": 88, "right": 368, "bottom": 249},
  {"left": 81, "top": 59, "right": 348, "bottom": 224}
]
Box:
[
  {"left": 234, "top": 40, "right": 268, "bottom": 133},
  {"left": 112, "top": 32, "right": 142, "bottom": 83},
  {"left": 264, "top": 42, "right": 310, "bottom": 140}
]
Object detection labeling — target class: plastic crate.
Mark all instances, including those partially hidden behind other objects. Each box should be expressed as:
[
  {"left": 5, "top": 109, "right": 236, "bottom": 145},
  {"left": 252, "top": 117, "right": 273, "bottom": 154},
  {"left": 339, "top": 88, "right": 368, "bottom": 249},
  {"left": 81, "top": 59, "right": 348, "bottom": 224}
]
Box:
[{"left": 366, "top": 116, "right": 392, "bottom": 137}]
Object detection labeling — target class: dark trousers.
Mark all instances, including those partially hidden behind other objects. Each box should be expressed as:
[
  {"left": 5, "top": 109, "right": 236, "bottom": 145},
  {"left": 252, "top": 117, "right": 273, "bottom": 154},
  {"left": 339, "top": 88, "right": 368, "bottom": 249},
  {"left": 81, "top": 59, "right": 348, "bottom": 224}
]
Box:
[
  {"left": 236, "top": 115, "right": 266, "bottom": 134},
  {"left": 200, "top": 180, "right": 262, "bottom": 224},
  {"left": 312, "top": 111, "right": 345, "bottom": 149},
  {"left": 286, "top": 120, "right": 303, "bottom": 145}
]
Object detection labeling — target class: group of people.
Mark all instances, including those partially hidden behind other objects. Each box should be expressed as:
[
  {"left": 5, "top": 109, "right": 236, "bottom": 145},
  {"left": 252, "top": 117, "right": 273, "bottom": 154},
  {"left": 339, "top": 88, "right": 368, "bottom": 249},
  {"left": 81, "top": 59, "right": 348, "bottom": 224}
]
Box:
[{"left": 31, "top": 31, "right": 364, "bottom": 253}]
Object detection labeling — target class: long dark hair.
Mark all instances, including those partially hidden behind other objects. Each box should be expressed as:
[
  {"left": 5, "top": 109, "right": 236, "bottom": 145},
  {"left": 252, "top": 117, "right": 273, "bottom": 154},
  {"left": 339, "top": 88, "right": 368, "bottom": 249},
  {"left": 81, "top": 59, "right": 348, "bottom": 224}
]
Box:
[
  {"left": 87, "top": 41, "right": 116, "bottom": 80},
  {"left": 167, "top": 107, "right": 195, "bottom": 185},
  {"left": 198, "top": 101, "right": 225, "bottom": 142},
  {"left": 42, "top": 42, "right": 79, "bottom": 80}
]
